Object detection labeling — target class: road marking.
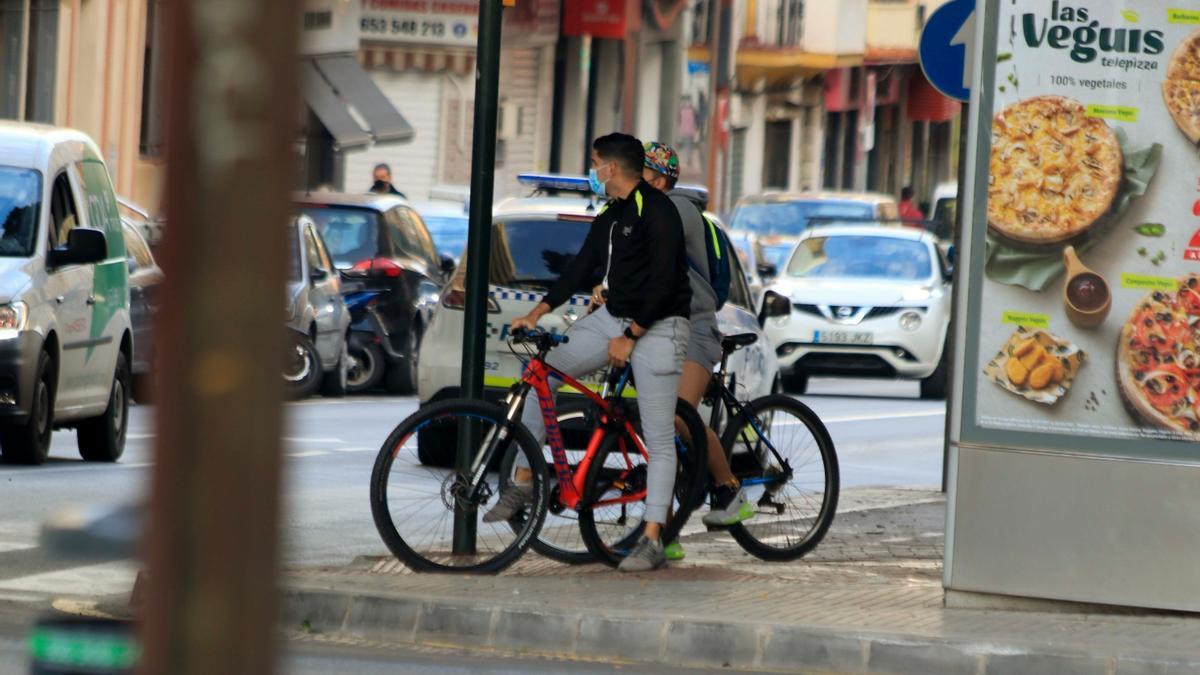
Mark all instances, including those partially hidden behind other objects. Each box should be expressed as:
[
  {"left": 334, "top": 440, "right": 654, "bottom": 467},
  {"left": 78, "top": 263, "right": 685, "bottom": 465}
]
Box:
[
  {"left": 288, "top": 450, "right": 330, "bottom": 458},
  {"left": 332, "top": 447, "right": 375, "bottom": 453},
  {"left": 283, "top": 437, "right": 346, "bottom": 444},
  {"left": 820, "top": 410, "right": 944, "bottom": 424},
  {"left": 127, "top": 433, "right": 155, "bottom": 440},
  {"left": 0, "top": 560, "right": 138, "bottom": 597}
]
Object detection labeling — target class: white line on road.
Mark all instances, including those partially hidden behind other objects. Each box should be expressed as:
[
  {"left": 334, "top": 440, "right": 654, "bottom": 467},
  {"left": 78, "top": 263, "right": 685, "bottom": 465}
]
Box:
[
  {"left": 283, "top": 437, "right": 346, "bottom": 444},
  {"left": 332, "top": 447, "right": 375, "bottom": 453},
  {"left": 820, "top": 410, "right": 944, "bottom": 424},
  {"left": 288, "top": 450, "right": 331, "bottom": 458},
  {"left": 127, "top": 433, "right": 155, "bottom": 440}
]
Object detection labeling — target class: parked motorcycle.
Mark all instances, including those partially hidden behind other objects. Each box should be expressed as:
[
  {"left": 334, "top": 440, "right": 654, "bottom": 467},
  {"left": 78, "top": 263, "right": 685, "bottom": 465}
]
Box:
[{"left": 343, "top": 287, "right": 387, "bottom": 393}]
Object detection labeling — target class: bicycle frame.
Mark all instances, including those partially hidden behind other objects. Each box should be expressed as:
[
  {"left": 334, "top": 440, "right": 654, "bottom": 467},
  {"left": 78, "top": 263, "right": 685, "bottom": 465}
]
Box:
[
  {"left": 503, "top": 356, "right": 647, "bottom": 512},
  {"left": 706, "top": 349, "right": 790, "bottom": 490}
]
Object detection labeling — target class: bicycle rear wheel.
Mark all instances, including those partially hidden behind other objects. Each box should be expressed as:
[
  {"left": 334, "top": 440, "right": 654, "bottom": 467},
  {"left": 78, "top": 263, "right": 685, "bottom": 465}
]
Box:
[
  {"left": 721, "top": 394, "right": 838, "bottom": 561},
  {"left": 370, "top": 399, "right": 548, "bottom": 573},
  {"left": 578, "top": 399, "right": 709, "bottom": 567},
  {"left": 501, "top": 400, "right": 597, "bottom": 565}
]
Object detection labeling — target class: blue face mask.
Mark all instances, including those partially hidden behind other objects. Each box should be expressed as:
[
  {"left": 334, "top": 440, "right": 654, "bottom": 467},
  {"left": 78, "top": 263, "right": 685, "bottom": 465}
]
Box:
[{"left": 588, "top": 166, "right": 607, "bottom": 198}]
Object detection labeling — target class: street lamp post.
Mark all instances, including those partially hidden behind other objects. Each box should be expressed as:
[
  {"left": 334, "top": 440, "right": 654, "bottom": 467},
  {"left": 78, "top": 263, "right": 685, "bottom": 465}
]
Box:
[{"left": 454, "top": 0, "right": 507, "bottom": 555}]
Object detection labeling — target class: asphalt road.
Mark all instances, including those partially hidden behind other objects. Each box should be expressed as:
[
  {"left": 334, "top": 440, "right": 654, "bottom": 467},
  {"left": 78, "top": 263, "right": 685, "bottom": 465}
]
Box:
[{"left": 0, "top": 376, "right": 944, "bottom": 669}]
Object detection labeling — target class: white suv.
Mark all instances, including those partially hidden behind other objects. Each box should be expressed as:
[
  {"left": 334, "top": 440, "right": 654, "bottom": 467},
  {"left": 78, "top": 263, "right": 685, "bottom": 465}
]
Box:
[
  {"left": 0, "top": 123, "right": 133, "bottom": 464},
  {"left": 417, "top": 175, "right": 779, "bottom": 465},
  {"left": 763, "top": 224, "right": 952, "bottom": 399}
]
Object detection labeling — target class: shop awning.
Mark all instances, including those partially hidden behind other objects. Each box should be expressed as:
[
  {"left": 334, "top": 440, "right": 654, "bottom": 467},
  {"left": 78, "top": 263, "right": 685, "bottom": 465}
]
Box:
[
  {"left": 907, "top": 70, "right": 960, "bottom": 122},
  {"left": 302, "top": 55, "right": 414, "bottom": 150}
]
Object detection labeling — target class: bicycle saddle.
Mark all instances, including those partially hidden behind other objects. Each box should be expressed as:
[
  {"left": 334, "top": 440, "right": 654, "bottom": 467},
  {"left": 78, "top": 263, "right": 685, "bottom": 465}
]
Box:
[{"left": 721, "top": 333, "right": 758, "bottom": 353}]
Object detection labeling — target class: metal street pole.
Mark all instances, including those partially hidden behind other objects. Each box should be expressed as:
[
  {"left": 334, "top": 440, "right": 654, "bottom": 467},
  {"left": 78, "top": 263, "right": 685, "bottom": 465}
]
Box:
[
  {"left": 138, "top": 0, "right": 298, "bottom": 672},
  {"left": 942, "top": 102, "right": 968, "bottom": 494},
  {"left": 706, "top": 0, "right": 731, "bottom": 212},
  {"left": 454, "top": 0, "right": 507, "bottom": 555}
]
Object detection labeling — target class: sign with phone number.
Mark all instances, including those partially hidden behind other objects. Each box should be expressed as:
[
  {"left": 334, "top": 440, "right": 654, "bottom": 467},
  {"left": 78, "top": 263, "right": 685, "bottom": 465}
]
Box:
[{"left": 361, "top": 14, "right": 477, "bottom": 46}]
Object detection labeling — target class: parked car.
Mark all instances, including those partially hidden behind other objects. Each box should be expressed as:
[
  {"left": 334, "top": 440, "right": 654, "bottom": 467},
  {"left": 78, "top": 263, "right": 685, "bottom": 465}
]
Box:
[
  {"left": 727, "top": 191, "right": 899, "bottom": 282},
  {"left": 295, "top": 192, "right": 454, "bottom": 394},
  {"left": 412, "top": 199, "right": 469, "bottom": 264},
  {"left": 121, "top": 217, "right": 162, "bottom": 404},
  {"left": 0, "top": 123, "right": 133, "bottom": 465},
  {"left": 762, "top": 224, "right": 952, "bottom": 399},
  {"left": 416, "top": 174, "right": 780, "bottom": 465},
  {"left": 284, "top": 215, "right": 350, "bottom": 399},
  {"left": 930, "top": 181, "right": 958, "bottom": 242}
]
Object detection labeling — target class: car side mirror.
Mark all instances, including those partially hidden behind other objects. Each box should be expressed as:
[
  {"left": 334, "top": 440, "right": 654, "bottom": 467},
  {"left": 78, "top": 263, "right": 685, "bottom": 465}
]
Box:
[
  {"left": 756, "top": 262, "right": 778, "bottom": 279},
  {"left": 758, "top": 290, "right": 791, "bottom": 326},
  {"left": 439, "top": 254, "right": 457, "bottom": 276},
  {"left": 310, "top": 267, "right": 330, "bottom": 283},
  {"left": 48, "top": 228, "right": 107, "bottom": 268}
]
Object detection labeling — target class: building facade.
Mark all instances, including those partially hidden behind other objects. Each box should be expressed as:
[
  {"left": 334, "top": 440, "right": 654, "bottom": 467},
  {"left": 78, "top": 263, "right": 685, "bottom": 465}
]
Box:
[
  {"left": 681, "top": 0, "right": 959, "bottom": 213},
  {"left": 0, "top": 0, "right": 165, "bottom": 213}
]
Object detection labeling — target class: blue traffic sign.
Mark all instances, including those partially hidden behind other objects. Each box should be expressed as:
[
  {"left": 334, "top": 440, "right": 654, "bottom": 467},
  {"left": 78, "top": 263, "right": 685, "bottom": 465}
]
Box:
[{"left": 918, "top": 0, "right": 975, "bottom": 102}]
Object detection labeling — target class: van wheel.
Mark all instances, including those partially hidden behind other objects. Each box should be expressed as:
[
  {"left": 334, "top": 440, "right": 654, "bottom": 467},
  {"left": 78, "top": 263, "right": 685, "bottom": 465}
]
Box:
[
  {"left": 0, "top": 351, "right": 54, "bottom": 465},
  {"left": 78, "top": 352, "right": 130, "bottom": 462}
]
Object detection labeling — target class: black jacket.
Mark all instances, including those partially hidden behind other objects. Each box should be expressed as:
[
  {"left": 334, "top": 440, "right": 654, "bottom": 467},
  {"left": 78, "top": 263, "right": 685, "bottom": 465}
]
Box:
[{"left": 544, "top": 181, "right": 691, "bottom": 327}]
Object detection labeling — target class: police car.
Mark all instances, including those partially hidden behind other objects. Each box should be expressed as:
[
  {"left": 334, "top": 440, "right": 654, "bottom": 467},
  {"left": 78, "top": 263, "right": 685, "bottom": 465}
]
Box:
[{"left": 416, "top": 175, "right": 779, "bottom": 464}]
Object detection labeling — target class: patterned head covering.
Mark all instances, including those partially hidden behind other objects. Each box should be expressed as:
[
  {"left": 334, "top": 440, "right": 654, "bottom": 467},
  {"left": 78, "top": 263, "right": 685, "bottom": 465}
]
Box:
[{"left": 643, "top": 142, "right": 680, "bottom": 181}]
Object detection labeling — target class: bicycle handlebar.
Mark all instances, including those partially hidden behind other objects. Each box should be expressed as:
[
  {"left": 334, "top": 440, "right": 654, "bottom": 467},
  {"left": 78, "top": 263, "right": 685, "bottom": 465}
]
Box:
[{"left": 510, "top": 328, "right": 570, "bottom": 350}]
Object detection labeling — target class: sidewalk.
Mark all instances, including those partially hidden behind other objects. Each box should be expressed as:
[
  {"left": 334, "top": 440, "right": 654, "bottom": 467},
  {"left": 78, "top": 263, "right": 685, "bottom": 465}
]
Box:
[{"left": 283, "top": 488, "right": 1200, "bottom": 674}]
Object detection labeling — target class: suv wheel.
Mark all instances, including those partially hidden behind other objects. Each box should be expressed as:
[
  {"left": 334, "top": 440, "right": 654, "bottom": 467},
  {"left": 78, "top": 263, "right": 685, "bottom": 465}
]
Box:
[
  {"left": 781, "top": 368, "right": 808, "bottom": 395},
  {"left": 0, "top": 351, "right": 54, "bottom": 465},
  {"left": 919, "top": 343, "right": 950, "bottom": 400},
  {"left": 385, "top": 327, "right": 419, "bottom": 395},
  {"left": 78, "top": 351, "right": 130, "bottom": 462}
]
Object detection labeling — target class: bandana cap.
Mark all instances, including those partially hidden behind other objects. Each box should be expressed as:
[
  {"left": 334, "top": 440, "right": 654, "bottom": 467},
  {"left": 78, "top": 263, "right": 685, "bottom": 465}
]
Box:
[{"left": 643, "top": 141, "right": 680, "bottom": 181}]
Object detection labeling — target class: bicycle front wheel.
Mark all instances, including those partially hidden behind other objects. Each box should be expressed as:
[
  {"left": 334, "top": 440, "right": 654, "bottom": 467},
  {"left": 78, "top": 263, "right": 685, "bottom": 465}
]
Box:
[
  {"left": 721, "top": 394, "right": 838, "bottom": 561},
  {"left": 370, "top": 399, "right": 548, "bottom": 573},
  {"left": 578, "top": 399, "right": 709, "bottom": 567},
  {"left": 501, "top": 400, "right": 598, "bottom": 565}
]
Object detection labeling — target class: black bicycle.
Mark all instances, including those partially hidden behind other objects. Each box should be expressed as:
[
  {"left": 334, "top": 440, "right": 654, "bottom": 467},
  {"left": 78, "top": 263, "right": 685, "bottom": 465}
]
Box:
[{"left": 700, "top": 332, "right": 839, "bottom": 561}]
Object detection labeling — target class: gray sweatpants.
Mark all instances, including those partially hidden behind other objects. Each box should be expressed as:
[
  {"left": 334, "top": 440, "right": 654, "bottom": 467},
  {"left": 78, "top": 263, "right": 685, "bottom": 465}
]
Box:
[{"left": 518, "top": 306, "right": 689, "bottom": 524}]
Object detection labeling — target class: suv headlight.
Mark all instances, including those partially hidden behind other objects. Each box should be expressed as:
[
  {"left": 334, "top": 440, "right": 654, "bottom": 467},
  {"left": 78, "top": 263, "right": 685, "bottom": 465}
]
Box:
[
  {"left": 0, "top": 302, "right": 28, "bottom": 339},
  {"left": 899, "top": 311, "right": 922, "bottom": 332}
]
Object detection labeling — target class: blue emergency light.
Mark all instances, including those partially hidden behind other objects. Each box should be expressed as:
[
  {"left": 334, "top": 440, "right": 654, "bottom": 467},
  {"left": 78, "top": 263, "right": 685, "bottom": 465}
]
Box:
[{"left": 516, "top": 173, "right": 592, "bottom": 193}]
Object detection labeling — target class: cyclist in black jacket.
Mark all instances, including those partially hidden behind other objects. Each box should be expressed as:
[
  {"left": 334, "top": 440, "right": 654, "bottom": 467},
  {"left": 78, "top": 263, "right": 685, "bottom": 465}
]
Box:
[{"left": 484, "top": 133, "right": 693, "bottom": 572}]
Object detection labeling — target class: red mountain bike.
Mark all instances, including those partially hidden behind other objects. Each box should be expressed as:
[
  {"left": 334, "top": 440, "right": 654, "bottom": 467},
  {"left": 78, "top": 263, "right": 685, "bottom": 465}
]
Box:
[{"left": 370, "top": 329, "right": 708, "bottom": 573}]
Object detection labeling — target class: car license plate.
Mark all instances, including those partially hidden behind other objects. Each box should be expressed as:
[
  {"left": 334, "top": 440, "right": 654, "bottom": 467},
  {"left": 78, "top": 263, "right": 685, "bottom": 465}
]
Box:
[{"left": 813, "top": 330, "right": 873, "bottom": 345}]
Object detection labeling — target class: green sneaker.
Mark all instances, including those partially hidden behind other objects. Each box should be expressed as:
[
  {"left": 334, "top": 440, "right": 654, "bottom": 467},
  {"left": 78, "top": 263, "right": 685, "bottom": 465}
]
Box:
[
  {"left": 663, "top": 540, "right": 686, "bottom": 561},
  {"left": 702, "top": 488, "right": 755, "bottom": 527}
]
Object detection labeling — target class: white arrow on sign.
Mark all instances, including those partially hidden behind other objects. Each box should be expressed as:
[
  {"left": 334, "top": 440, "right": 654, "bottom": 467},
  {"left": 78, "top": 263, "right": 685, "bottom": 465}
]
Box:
[{"left": 949, "top": 8, "right": 975, "bottom": 92}]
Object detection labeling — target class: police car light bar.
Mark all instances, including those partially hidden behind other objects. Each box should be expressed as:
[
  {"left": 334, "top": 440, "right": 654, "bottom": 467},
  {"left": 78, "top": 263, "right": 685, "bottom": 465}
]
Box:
[{"left": 517, "top": 173, "right": 592, "bottom": 193}]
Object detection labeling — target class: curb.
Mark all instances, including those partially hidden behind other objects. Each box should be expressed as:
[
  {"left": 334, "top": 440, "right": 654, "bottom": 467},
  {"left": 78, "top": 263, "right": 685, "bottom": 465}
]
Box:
[{"left": 281, "top": 582, "right": 1200, "bottom": 674}]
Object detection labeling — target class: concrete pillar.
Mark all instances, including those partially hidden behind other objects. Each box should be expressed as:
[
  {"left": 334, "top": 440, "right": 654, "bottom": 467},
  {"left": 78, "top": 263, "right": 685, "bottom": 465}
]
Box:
[
  {"left": 592, "top": 40, "right": 621, "bottom": 135},
  {"left": 560, "top": 36, "right": 588, "bottom": 174},
  {"left": 741, "top": 92, "right": 766, "bottom": 197},
  {"left": 636, "top": 40, "right": 663, "bottom": 142}
]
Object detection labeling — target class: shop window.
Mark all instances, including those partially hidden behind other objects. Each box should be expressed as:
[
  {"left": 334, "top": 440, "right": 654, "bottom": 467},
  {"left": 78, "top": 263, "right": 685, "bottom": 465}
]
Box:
[
  {"left": 763, "top": 120, "right": 791, "bottom": 189},
  {"left": 0, "top": 0, "right": 58, "bottom": 123},
  {"left": 140, "top": 0, "right": 166, "bottom": 157}
]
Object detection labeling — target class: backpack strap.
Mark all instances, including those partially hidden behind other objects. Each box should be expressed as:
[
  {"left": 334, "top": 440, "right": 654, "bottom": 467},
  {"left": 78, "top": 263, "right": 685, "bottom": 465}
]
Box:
[{"left": 702, "top": 215, "right": 722, "bottom": 261}]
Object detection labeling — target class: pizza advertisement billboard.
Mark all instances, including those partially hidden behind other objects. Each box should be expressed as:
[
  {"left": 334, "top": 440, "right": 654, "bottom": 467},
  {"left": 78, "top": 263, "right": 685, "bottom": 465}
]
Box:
[{"left": 957, "top": 0, "right": 1200, "bottom": 460}]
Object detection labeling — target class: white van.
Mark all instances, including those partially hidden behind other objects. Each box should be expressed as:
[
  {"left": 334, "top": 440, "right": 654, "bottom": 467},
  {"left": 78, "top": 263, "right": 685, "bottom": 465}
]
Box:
[{"left": 0, "top": 123, "right": 132, "bottom": 465}]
